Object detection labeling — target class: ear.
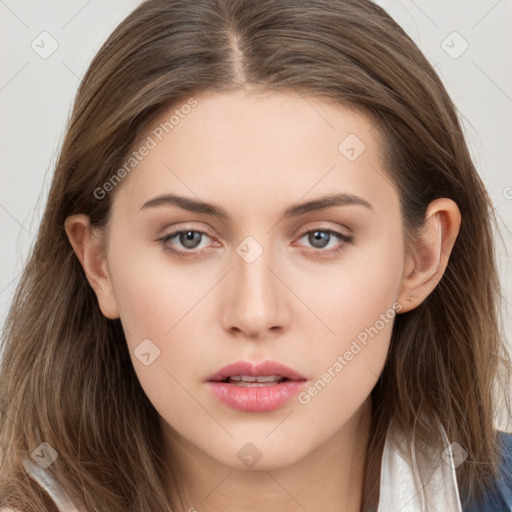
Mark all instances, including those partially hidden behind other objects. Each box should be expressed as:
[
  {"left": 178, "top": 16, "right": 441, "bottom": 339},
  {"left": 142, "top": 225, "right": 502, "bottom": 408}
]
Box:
[
  {"left": 64, "top": 214, "right": 120, "bottom": 319},
  {"left": 397, "top": 198, "right": 461, "bottom": 313}
]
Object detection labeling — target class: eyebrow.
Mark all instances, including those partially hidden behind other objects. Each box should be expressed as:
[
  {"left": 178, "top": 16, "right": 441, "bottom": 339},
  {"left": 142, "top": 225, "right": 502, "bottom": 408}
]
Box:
[{"left": 140, "top": 192, "right": 372, "bottom": 218}]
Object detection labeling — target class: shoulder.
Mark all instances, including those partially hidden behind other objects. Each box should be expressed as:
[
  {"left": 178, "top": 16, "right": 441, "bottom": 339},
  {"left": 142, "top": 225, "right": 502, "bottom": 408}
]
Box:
[
  {"left": 497, "top": 430, "right": 512, "bottom": 482},
  {"left": 498, "top": 430, "right": 512, "bottom": 456},
  {"left": 462, "top": 430, "right": 512, "bottom": 512},
  {"left": 496, "top": 430, "right": 512, "bottom": 483},
  {"left": 493, "top": 431, "right": 512, "bottom": 508}
]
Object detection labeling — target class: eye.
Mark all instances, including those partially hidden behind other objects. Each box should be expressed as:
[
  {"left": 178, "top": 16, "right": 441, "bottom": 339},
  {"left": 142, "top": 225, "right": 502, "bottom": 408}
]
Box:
[
  {"left": 295, "top": 228, "right": 353, "bottom": 258},
  {"left": 156, "top": 229, "right": 215, "bottom": 259},
  {"left": 157, "top": 227, "right": 353, "bottom": 260}
]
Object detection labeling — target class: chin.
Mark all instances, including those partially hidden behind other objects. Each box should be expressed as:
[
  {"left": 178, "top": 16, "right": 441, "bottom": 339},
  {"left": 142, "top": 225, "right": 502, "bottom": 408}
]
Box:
[{"left": 210, "top": 439, "right": 311, "bottom": 472}]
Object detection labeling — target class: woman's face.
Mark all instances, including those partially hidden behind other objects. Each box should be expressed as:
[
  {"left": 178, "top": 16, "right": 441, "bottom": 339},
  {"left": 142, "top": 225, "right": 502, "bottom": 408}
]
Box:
[{"left": 102, "top": 89, "right": 408, "bottom": 470}]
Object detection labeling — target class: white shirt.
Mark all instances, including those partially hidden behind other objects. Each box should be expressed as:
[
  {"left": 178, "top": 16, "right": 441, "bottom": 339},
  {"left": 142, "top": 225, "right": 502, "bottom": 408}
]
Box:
[
  {"left": 377, "top": 421, "right": 463, "bottom": 511},
  {"left": 17, "top": 422, "right": 463, "bottom": 512}
]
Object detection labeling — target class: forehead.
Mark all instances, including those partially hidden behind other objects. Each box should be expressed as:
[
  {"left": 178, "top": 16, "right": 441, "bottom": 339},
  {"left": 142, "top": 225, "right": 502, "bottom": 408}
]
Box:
[
  {"left": 112, "top": 89, "right": 397, "bottom": 220},
  {"left": 153, "top": 88, "right": 377, "bottom": 162}
]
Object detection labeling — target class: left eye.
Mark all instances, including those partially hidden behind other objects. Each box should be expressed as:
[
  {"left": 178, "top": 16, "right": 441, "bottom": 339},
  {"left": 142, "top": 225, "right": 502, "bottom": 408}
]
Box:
[
  {"left": 296, "top": 229, "right": 352, "bottom": 251},
  {"left": 157, "top": 228, "right": 352, "bottom": 259}
]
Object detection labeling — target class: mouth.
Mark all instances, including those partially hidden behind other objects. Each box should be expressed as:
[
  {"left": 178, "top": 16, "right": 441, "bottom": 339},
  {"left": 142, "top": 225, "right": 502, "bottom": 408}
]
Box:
[{"left": 205, "top": 360, "right": 307, "bottom": 412}]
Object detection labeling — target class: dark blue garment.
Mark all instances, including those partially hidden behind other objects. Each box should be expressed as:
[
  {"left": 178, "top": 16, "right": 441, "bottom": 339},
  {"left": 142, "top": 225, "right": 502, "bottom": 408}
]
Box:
[{"left": 462, "top": 431, "right": 512, "bottom": 511}]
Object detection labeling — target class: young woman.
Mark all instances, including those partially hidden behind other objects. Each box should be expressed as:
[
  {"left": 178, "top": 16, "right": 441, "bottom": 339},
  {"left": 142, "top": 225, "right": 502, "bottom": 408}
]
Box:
[{"left": 1, "top": 0, "right": 511, "bottom": 511}]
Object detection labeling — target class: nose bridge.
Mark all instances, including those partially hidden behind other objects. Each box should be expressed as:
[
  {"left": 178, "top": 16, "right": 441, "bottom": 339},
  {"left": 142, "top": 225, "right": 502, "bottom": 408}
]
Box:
[{"left": 223, "top": 234, "right": 288, "bottom": 336}]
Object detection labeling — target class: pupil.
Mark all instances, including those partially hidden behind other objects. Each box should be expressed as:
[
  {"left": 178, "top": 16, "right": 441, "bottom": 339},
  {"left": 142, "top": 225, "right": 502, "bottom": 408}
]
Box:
[
  {"left": 181, "top": 231, "right": 201, "bottom": 249},
  {"left": 310, "top": 231, "right": 329, "bottom": 248}
]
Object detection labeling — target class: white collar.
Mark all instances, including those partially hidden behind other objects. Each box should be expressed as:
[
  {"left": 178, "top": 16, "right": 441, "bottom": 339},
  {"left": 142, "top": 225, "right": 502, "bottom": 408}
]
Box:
[
  {"left": 21, "top": 455, "right": 79, "bottom": 512},
  {"left": 378, "top": 421, "right": 464, "bottom": 511}
]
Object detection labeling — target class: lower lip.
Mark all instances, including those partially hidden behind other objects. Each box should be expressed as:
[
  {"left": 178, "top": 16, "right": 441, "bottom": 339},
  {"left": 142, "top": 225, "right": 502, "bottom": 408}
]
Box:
[{"left": 206, "top": 380, "right": 307, "bottom": 412}]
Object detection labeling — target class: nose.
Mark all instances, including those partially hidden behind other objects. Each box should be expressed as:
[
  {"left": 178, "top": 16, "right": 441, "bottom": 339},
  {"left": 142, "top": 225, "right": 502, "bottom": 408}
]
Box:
[{"left": 221, "top": 241, "right": 291, "bottom": 339}]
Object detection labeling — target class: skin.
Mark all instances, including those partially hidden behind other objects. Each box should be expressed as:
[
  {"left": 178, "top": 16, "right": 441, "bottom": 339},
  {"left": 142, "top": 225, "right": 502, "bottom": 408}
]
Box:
[{"left": 65, "top": 88, "right": 461, "bottom": 512}]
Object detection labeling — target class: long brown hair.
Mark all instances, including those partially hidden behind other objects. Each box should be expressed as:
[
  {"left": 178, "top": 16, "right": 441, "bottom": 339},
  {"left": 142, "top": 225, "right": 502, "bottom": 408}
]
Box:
[{"left": 1, "top": 0, "right": 511, "bottom": 510}]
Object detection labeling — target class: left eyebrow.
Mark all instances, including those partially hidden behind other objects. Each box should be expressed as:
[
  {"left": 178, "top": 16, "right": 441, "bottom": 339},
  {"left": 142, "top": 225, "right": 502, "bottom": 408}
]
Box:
[
  {"left": 283, "top": 192, "right": 372, "bottom": 217},
  {"left": 139, "top": 192, "right": 372, "bottom": 218}
]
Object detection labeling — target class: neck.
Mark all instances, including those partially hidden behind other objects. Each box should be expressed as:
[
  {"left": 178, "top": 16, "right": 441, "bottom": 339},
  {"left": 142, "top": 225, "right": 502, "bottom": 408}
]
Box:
[{"left": 162, "top": 398, "right": 373, "bottom": 512}]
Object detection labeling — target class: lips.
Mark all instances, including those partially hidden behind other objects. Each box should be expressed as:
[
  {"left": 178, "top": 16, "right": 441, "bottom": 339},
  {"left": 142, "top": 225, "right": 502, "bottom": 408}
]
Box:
[
  {"left": 206, "top": 360, "right": 308, "bottom": 412},
  {"left": 206, "top": 360, "right": 307, "bottom": 383}
]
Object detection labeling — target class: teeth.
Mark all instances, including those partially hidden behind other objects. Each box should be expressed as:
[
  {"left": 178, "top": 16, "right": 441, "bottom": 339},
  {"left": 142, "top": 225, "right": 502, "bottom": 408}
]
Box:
[
  {"left": 227, "top": 375, "right": 285, "bottom": 384},
  {"left": 231, "top": 381, "right": 280, "bottom": 387}
]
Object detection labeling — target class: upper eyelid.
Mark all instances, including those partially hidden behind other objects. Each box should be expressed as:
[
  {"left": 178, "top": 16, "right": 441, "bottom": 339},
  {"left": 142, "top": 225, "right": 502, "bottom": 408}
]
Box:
[
  {"left": 161, "top": 227, "right": 214, "bottom": 241},
  {"left": 161, "top": 220, "right": 352, "bottom": 238},
  {"left": 160, "top": 225, "right": 351, "bottom": 247}
]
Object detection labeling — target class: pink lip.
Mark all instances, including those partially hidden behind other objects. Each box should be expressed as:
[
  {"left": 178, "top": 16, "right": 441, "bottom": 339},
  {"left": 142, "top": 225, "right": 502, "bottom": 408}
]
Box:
[
  {"left": 206, "top": 360, "right": 307, "bottom": 412},
  {"left": 206, "top": 360, "right": 307, "bottom": 382}
]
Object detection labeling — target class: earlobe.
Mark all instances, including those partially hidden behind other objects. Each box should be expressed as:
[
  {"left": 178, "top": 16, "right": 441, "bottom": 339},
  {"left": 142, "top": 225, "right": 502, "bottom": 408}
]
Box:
[
  {"left": 64, "top": 214, "right": 120, "bottom": 319},
  {"left": 397, "top": 198, "right": 461, "bottom": 313}
]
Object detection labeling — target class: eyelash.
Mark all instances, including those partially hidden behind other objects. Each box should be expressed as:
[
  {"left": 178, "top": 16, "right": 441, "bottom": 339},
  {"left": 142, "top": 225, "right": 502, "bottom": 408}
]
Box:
[{"left": 156, "top": 227, "right": 353, "bottom": 260}]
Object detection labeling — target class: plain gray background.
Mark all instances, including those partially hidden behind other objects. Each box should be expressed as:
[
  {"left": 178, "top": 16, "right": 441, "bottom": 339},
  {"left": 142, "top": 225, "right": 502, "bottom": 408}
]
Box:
[{"left": 1, "top": 1, "right": 511, "bottom": 420}]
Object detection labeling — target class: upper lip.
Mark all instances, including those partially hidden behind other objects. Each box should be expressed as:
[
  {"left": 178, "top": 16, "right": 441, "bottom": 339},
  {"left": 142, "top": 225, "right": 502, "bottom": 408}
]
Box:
[{"left": 206, "top": 360, "right": 307, "bottom": 382}]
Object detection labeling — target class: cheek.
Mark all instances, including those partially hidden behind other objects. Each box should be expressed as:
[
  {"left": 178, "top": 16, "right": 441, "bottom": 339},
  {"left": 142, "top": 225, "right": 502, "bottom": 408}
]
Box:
[
  {"left": 107, "top": 233, "right": 201, "bottom": 344},
  {"left": 105, "top": 240, "right": 215, "bottom": 407},
  {"left": 107, "top": 258, "right": 197, "bottom": 419},
  {"left": 109, "top": 265, "right": 171, "bottom": 343},
  {"left": 296, "top": 230, "right": 402, "bottom": 410},
  {"left": 297, "top": 297, "right": 395, "bottom": 433},
  {"left": 313, "top": 225, "right": 403, "bottom": 342}
]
